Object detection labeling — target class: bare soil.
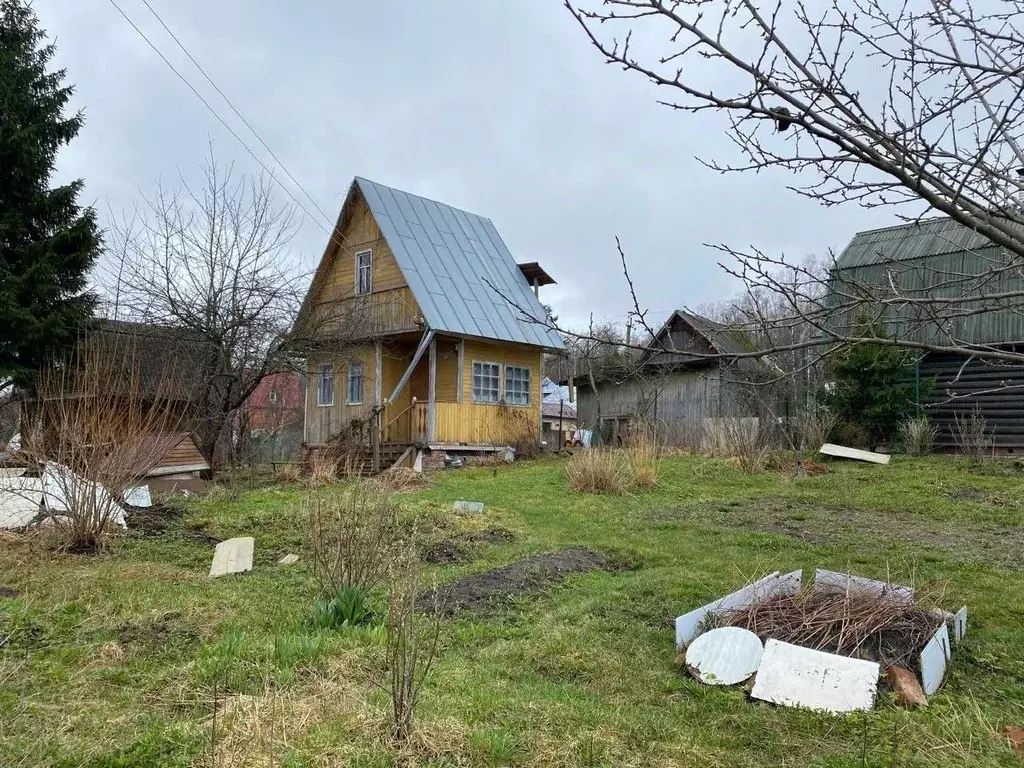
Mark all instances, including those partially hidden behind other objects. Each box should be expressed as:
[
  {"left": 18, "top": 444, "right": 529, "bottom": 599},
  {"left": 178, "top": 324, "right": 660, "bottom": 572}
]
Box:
[
  {"left": 0, "top": 586, "right": 17, "bottom": 599},
  {"left": 422, "top": 528, "right": 516, "bottom": 565},
  {"left": 419, "top": 547, "right": 616, "bottom": 615},
  {"left": 115, "top": 611, "right": 200, "bottom": 650},
  {"left": 697, "top": 497, "right": 1024, "bottom": 570}
]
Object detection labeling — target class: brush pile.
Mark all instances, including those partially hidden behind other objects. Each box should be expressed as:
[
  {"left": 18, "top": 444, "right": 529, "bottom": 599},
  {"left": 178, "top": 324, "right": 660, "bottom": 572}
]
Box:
[{"left": 711, "top": 586, "right": 941, "bottom": 667}]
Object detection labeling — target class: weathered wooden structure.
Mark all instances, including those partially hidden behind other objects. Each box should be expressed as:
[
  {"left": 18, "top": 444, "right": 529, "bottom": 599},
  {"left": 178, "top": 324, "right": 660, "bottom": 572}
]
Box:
[
  {"left": 293, "top": 177, "right": 564, "bottom": 470},
  {"left": 831, "top": 217, "right": 1024, "bottom": 451},
  {"left": 574, "top": 311, "right": 760, "bottom": 446}
]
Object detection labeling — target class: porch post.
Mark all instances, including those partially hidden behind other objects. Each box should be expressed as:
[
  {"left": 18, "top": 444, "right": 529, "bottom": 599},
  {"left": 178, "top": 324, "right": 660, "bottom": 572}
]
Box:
[
  {"left": 427, "top": 336, "right": 437, "bottom": 443},
  {"left": 372, "top": 340, "right": 383, "bottom": 472}
]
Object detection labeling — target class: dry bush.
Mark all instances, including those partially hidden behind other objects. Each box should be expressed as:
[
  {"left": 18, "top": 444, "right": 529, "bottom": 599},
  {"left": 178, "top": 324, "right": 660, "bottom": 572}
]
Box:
[
  {"left": 275, "top": 462, "right": 303, "bottom": 483},
  {"left": 564, "top": 449, "right": 632, "bottom": 494},
  {"left": 308, "top": 451, "right": 337, "bottom": 485},
  {"left": 370, "top": 467, "right": 431, "bottom": 494},
  {"left": 304, "top": 485, "right": 401, "bottom": 597},
  {"left": 624, "top": 419, "right": 660, "bottom": 488},
  {"left": 955, "top": 405, "right": 992, "bottom": 462},
  {"left": 498, "top": 403, "right": 543, "bottom": 459},
  {"left": 385, "top": 548, "right": 441, "bottom": 751},
  {"left": 704, "top": 417, "right": 773, "bottom": 474},
  {"left": 794, "top": 408, "right": 838, "bottom": 452},
  {"left": 899, "top": 417, "right": 938, "bottom": 456},
  {"left": 22, "top": 332, "right": 185, "bottom": 551}
]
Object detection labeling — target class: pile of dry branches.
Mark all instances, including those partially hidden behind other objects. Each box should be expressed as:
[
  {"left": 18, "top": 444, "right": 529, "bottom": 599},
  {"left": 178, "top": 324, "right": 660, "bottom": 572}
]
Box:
[{"left": 714, "top": 588, "right": 942, "bottom": 668}]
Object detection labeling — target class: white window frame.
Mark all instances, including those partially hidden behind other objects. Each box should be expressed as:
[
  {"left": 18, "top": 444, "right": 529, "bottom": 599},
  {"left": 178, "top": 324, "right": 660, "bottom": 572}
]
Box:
[
  {"left": 471, "top": 360, "right": 501, "bottom": 404},
  {"left": 317, "top": 364, "right": 335, "bottom": 407},
  {"left": 355, "top": 249, "right": 373, "bottom": 295},
  {"left": 347, "top": 361, "right": 364, "bottom": 405},
  {"left": 504, "top": 364, "right": 531, "bottom": 407}
]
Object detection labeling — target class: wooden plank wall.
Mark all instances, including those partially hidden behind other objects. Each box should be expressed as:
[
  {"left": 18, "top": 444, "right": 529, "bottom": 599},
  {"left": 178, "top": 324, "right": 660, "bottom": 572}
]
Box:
[{"left": 577, "top": 367, "right": 753, "bottom": 445}]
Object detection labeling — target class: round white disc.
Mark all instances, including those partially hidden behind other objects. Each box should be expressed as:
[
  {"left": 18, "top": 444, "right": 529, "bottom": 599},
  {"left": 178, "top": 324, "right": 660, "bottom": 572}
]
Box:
[{"left": 685, "top": 626, "right": 764, "bottom": 685}]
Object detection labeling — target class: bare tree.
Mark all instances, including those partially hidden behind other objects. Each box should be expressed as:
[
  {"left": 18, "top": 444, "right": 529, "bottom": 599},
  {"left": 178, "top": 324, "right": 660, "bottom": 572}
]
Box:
[
  {"left": 565, "top": 1, "right": 1024, "bottom": 364},
  {"left": 101, "top": 152, "right": 307, "bottom": 470}
]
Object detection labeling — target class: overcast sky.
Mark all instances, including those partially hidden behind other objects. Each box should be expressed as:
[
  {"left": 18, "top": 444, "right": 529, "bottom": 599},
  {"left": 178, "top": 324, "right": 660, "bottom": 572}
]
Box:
[{"left": 39, "top": 0, "right": 896, "bottom": 331}]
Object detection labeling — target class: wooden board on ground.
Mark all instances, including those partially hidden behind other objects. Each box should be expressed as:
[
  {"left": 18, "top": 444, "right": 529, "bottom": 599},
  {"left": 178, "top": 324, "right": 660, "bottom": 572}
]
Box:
[
  {"left": 819, "top": 443, "right": 891, "bottom": 465},
  {"left": 209, "top": 537, "right": 255, "bottom": 578}
]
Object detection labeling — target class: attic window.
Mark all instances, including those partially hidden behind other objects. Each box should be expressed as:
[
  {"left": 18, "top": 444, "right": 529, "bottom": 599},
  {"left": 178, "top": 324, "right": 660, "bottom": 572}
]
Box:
[{"left": 356, "top": 249, "right": 372, "bottom": 295}]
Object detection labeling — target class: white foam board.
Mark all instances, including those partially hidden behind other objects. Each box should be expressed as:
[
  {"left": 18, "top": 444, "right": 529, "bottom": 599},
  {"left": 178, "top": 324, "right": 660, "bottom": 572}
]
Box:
[
  {"left": 124, "top": 485, "right": 152, "bottom": 508},
  {"left": 0, "top": 468, "right": 25, "bottom": 479},
  {"left": 814, "top": 569, "right": 915, "bottom": 601},
  {"left": 209, "top": 537, "right": 255, "bottom": 578},
  {"left": 751, "top": 639, "right": 879, "bottom": 713},
  {"left": 920, "top": 623, "right": 951, "bottom": 695},
  {"left": 819, "top": 443, "right": 891, "bottom": 465},
  {"left": 953, "top": 607, "right": 968, "bottom": 642},
  {"left": 453, "top": 500, "right": 484, "bottom": 513},
  {"left": 0, "top": 477, "right": 43, "bottom": 529},
  {"left": 42, "top": 463, "right": 124, "bottom": 527},
  {"left": 685, "top": 626, "right": 763, "bottom": 685}
]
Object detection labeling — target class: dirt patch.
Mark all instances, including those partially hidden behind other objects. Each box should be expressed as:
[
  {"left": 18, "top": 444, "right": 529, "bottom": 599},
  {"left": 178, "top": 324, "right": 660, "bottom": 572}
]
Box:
[
  {"left": 420, "top": 547, "right": 616, "bottom": 616},
  {"left": 123, "top": 502, "right": 183, "bottom": 536},
  {"left": 0, "top": 586, "right": 18, "bottom": 599},
  {"left": 422, "top": 528, "right": 516, "bottom": 565},
  {"left": 706, "top": 497, "right": 1024, "bottom": 570},
  {"left": 115, "top": 612, "right": 200, "bottom": 651},
  {"left": 946, "top": 486, "right": 1011, "bottom": 507}
]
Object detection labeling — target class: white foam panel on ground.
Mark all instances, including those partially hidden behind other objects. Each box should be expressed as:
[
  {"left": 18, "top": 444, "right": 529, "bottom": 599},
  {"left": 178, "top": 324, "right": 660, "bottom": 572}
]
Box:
[
  {"left": 751, "top": 639, "right": 879, "bottom": 713},
  {"left": 920, "top": 623, "right": 951, "bottom": 695},
  {"left": 209, "top": 537, "right": 255, "bottom": 578},
  {"left": 0, "top": 477, "right": 43, "bottom": 529},
  {"left": 813, "top": 569, "right": 914, "bottom": 601}
]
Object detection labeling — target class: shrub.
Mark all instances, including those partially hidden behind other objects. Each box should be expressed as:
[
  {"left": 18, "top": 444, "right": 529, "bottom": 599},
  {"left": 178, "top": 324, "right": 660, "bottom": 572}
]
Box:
[
  {"left": 308, "top": 451, "right": 337, "bottom": 485},
  {"left": 565, "top": 449, "right": 631, "bottom": 494},
  {"left": 386, "top": 550, "right": 440, "bottom": 749},
  {"left": 625, "top": 419, "right": 659, "bottom": 487},
  {"left": 705, "top": 417, "right": 773, "bottom": 474},
  {"left": 304, "top": 485, "right": 400, "bottom": 597},
  {"left": 311, "top": 587, "right": 372, "bottom": 630},
  {"left": 794, "top": 407, "right": 838, "bottom": 451},
  {"left": 899, "top": 417, "right": 937, "bottom": 456},
  {"left": 954, "top": 405, "right": 991, "bottom": 462}
]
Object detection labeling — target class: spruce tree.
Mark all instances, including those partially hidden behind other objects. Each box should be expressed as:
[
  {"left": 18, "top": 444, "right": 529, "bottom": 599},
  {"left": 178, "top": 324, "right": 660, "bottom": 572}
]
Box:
[{"left": 0, "top": 0, "right": 99, "bottom": 390}]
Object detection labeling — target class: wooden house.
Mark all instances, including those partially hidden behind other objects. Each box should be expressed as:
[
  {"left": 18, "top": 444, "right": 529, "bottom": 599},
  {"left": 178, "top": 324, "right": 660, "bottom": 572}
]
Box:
[
  {"left": 573, "top": 310, "right": 761, "bottom": 446},
  {"left": 293, "top": 177, "right": 564, "bottom": 469},
  {"left": 829, "top": 217, "right": 1024, "bottom": 450}
]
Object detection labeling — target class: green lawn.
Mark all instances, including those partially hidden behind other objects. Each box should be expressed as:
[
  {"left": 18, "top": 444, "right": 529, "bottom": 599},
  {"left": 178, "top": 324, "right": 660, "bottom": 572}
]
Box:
[{"left": 2, "top": 455, "right": 1024, "bottom": 766}]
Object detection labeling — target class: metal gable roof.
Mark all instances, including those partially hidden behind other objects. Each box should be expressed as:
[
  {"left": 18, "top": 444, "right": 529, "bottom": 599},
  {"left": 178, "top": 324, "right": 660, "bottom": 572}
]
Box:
[
  {"left": 835, "top": 217, "right": 1013, "bottom": 268},
  {"left": 355, "top": 177, "right": 565, "bottom": 350}
]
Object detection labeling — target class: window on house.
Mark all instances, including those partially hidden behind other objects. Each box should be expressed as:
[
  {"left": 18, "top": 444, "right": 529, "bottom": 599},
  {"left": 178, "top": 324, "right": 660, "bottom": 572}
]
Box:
[
  {"left": 504, "top": 365, "right": 531, "bottom": 406},
  {"left": 471, "top": 361, "right": 500, "bottom": 403},
  {"left": 268, "top": 386, "right": 280, "bottom": 405},
  {"left": 356, "top": 249, "right": 372, "bottom": 295},
  {"left": 317, "top": 365, "right": 334, "bottom": 406},
  {"left": 347, "top": 361, "right": 364, "bottom": 404}
]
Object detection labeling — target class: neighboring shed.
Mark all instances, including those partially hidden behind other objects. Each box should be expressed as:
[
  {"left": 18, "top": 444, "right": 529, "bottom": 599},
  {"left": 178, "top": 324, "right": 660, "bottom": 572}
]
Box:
[
  {"left": 573, "top": 310, "right": 762, "bottom": 446},
  {"left": 542, "top": 400, "right": 577, "bottom": 447},
  {"left": 830, "top": 217, "right": 1024, "bottom": 450}
]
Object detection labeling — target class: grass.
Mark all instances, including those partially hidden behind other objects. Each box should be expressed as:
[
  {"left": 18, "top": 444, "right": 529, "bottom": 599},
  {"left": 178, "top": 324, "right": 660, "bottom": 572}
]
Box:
[{"left": 3, "top": 454, "right": 1024, "bottom": 765}]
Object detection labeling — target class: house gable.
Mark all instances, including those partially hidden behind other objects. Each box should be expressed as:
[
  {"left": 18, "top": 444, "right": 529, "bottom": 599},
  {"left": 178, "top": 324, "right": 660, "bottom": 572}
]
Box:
[{"left": 296, "top": 177, "right": 564, "bottom": 350}]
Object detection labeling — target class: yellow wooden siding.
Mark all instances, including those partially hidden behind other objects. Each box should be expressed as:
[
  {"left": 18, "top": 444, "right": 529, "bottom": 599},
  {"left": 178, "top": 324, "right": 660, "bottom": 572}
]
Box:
[
  {"left": 305, "top": 345, "right": 379, "bottom": 445},
  {"left": 308, "top": 192, "right": 421, "bottom": 337},
  {"left": 423, "top": 339, "right": 542, "bottom": 444}
]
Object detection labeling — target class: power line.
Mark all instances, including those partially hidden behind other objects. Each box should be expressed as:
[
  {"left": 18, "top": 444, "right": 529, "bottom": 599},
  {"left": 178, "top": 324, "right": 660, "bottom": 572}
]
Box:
[
  {"left": 135, "top": 0, "right": 335, "bottom": 230},
  {"left": 105, "top": 0, "right": 348, "bottom": 253}
]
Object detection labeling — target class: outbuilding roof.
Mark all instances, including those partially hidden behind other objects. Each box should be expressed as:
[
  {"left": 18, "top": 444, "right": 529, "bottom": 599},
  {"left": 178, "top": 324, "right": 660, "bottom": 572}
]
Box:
[
  {"left": 352, "top": 178, "right": 564, "bottom": 350},
  {"left": 836, "top": 217, "right": 1002, "bottom": 268}
]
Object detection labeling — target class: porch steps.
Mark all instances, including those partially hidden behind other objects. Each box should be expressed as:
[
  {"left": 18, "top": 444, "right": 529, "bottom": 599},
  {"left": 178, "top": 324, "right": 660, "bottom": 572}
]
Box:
[{"left": 353, "top": 442, "right": 414, "bottom": 476}]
